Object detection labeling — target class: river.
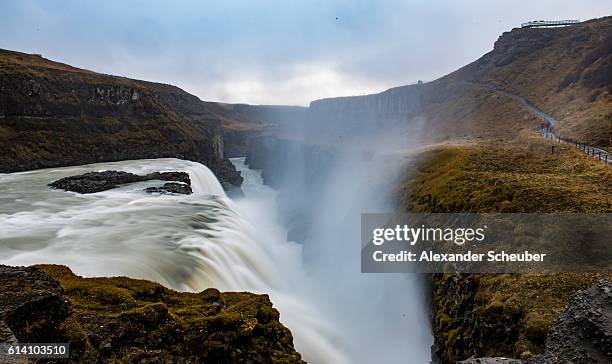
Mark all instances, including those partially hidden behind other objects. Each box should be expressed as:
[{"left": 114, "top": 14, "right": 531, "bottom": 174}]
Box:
[{"left": 0, "top": 157, "right": 431, "bottom": 363}]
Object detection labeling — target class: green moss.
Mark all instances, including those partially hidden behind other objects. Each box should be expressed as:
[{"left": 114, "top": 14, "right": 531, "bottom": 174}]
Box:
[{"left": 34, "top": 265, "right": 303, "bottom": 363}]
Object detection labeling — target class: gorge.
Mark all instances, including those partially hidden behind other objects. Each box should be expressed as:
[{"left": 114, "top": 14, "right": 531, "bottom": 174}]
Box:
[{"left": 1, "top": 14, "right": 611, "bottom": 364}]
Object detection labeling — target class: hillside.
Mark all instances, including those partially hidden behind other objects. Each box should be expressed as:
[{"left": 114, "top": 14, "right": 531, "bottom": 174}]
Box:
[
  {"left": 308, "top": 16, "right": 612, "bottom": 149},
  {"left": 449, "top": 16, "right": 612, "bottom": 148},
  {"left": 0, "top": 49, "right": 248, "bottom": 185}
]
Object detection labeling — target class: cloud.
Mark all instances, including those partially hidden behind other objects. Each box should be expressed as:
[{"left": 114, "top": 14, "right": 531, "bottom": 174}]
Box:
[
  {"left": 0, "top": 0, "right": 610, "bottom": 105},
  {"left": 194, "top": 63, "right": 389, "bottom": 106}
]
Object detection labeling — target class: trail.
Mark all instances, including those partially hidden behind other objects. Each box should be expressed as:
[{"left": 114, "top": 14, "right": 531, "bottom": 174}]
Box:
[{"left": 471, "top": 82, "right": 611, "bottom": 164}]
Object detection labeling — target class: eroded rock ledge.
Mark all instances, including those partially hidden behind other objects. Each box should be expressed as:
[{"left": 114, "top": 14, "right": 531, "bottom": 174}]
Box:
[
  {"left": 0, "top": 264, "right": 304, "bottom": 363},
  {"left": 49, "top": 170, "right": 192, "bottom": 194},
  {"left": 458, "top": 279, "right": 612, "bottom": 364}
]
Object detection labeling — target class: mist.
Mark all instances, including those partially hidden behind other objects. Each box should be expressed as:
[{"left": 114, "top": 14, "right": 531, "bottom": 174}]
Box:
[{"left": 240, "top": 100, "right": 434, "bottom": 362}]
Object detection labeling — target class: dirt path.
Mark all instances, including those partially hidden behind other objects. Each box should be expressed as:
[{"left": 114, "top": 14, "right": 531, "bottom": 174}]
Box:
[{"left": 470, "top": 82, "right": 611, "bottom": 165}]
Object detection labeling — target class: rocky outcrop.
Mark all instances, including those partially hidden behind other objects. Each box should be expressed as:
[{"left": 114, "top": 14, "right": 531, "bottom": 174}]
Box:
[
  {"left": 400, "top": 145, "right": 612, "bottom": 363},
  {"left": 0, "top": 265, "right": 69, "bottom": 344},
  {"left": 459, "top": 358, "right": 523, "bottom": 364},
  {"left": 49, "top": 170, "right": 192, "bottom": 194},
  {"left": 0, "top": 264, "right": 304, "bottom": 363},
  {"left": 542, "top": 279, "right": 612, "bottom": 363},
  {"left": 0, "top": 49, "right": 242, "bottom": 187},
  {"left": 458, "top": 280, "right": 612, "bottom": 364}
]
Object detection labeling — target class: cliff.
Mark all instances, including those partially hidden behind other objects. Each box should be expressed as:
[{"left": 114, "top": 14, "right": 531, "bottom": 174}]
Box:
[
  {"left": 0, "top": 264, "right": 304, "bottom": 363},
  {"left": 308, "top": 16, "right": 612, "bottom": 148},
  {"left": 0, "top": 49, "right": 242, "bottom": 186},
  {"left": 449, "top": 16, "right": 612, "bottom": 147},
  {"left": 399, "top": 141, "right": 611, "bottom": 362}
]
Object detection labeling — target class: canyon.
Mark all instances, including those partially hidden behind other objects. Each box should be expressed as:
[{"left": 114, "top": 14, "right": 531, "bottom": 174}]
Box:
[{"left": 1, "top": 14, "right": 611, "bottom": 364}]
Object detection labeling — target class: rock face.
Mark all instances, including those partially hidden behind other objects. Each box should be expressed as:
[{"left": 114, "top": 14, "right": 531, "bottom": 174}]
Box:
[
  {"left": 49, "top": 170, "right": 192, "bottom": 194},
  {"left": 245, "top": 136, "right": 337, "bottom": 245},
  {"left": 458, "top": 280, "right": 612, "bottom": 364},
  {"left": 0, "top": 265, "right": 69, "bottom": 344},
  {"left": 0, "top": 49, "right": 242, "bottom": 187},
  {"left": 0, "top": 264, "right": 304, "bottom": 363},
  {"left": 543, "top": 279, "right": 612, "bottom": 363}
]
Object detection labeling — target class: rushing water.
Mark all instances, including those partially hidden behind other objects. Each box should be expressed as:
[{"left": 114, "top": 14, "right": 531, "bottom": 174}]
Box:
[
  {"left": 0, "top": 158, "right": 348, "bottom": 363},
  {"left": 0, "top": 157, "right": 431, "bottom": 363}
]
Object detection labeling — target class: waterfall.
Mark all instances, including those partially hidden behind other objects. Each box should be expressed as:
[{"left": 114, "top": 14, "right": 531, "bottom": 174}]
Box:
[
  {"left": 0, "top": 158, "right": 349, "bottom": 363},
  {"left": 0, "top": 156, "right": 431, "bottom": 363}
]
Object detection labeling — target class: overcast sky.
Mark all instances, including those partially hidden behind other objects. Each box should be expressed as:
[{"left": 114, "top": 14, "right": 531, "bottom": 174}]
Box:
[{"left": 1, "top": 1, "right": 610, "bottom": 105}]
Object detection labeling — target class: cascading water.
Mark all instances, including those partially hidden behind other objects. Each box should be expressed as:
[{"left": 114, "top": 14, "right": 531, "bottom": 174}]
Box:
[
  {"left": 0, "top": 157, "right": 348, "bottom": 363},
  {"left": 0, "top": 155, "right": 431, "bottom": 363}
]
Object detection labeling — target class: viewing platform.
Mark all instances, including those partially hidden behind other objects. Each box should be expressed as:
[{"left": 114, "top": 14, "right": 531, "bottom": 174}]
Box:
[{"left": 521, "top": 20, "right": 579, "bottom": 28}]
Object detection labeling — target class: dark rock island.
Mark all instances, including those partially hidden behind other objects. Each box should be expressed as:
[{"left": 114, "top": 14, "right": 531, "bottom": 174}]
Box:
[{"left": 49, "top": 170, "right": 193, "bottom": 194}]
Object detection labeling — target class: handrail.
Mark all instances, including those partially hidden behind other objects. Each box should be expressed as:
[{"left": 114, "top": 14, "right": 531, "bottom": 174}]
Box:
[{"left": 539, "top": 127, "right": 611, "bottom": 164}]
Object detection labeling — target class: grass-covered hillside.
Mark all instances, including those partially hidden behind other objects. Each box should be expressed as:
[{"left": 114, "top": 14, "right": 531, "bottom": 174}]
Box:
[
  {"left": 399, "top": 138, "right": 611, "bottom": 362},
  {"left": 449, "top": 16, "right": 612, "bottom": 148}
]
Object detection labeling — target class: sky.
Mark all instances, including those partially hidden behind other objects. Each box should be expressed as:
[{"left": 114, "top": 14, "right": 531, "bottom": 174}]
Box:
[{"left": 0, "top": 1, "right": 610, "bottom": 106}]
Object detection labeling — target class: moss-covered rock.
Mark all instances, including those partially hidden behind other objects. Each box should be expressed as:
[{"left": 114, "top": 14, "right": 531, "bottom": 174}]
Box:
[{"left": 0, "top": 264, "right": 304, "bottom": 363}]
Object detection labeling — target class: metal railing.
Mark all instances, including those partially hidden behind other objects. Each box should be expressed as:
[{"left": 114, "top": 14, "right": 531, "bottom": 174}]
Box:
[
  {"left": 521, "top": 20, "right": 579, "bottom": 28},
  {"left": 540, "top": 127, "right": 611, "bottom": 164}
]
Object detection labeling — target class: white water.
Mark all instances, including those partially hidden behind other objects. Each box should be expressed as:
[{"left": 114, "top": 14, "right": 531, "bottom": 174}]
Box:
[
  {"left": 0, "top": 156, "right": 431, "bottom": 363},
  {"left": 0, "top": 158, "right": 348, "bottom": 363}
]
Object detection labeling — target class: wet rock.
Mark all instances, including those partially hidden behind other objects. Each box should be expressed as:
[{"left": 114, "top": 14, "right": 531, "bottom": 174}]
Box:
[
  {"left": 49, "top": 170, "right": 145, "bottom": 193},
  {"left": 222, "top": 181, "right": 245, "bottom": 199},
  {"left": 145, "top": 182, "right": 192, "bottom": 195},
  {"left": 451, "top": 280, "right": 612, "bottom": 364},
  {"left": 459, "top": 358, "right": 523, "bottom": 364},
  {"left": 49, "top": 170, "right": 191, "bottom": 194},
  {"left": 148, "top": 171, "right": 191, "bottom": 184}
]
